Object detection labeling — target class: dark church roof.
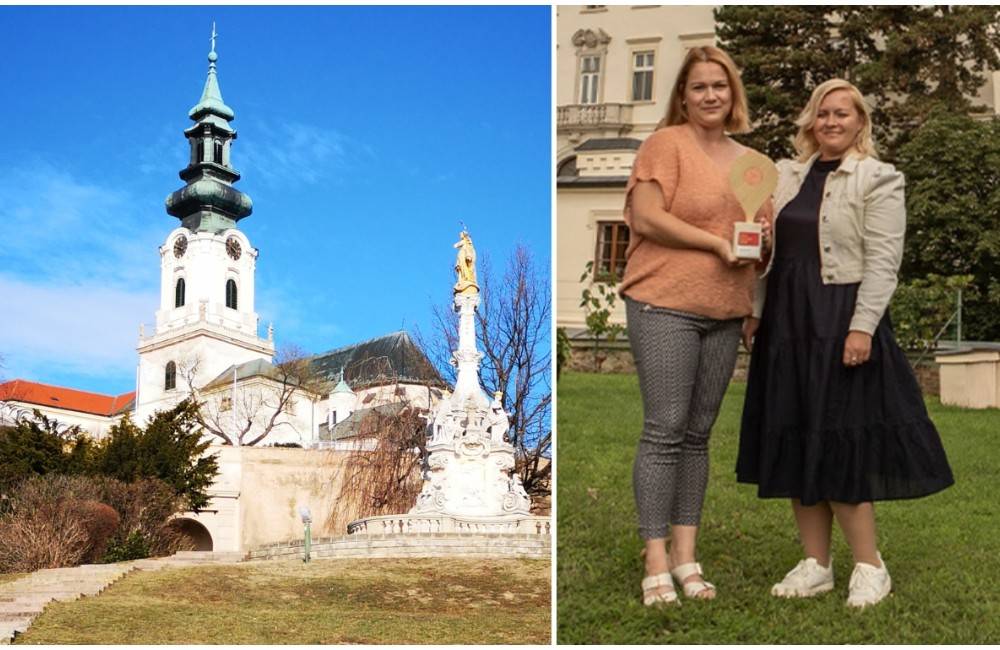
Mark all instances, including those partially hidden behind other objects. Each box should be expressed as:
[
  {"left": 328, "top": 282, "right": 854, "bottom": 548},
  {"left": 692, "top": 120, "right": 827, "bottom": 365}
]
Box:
[
  {"left": 309, "top": 330, "right": 447, "bottom": 391},
  {"left": 204, "top": 330, "right": 447, "bottom": 394}
]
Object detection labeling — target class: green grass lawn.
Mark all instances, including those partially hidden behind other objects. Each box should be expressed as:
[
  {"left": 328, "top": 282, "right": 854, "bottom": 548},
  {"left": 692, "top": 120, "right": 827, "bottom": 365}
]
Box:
[
  {"left": 15, "top": 558, "right": 550, "bottom": 645},
  {"left": 557, "top": 372, "right": 1000, "bottom": 644}
]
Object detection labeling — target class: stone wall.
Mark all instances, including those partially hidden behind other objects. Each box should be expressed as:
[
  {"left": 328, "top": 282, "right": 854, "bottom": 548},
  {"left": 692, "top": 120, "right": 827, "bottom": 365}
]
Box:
[
  {"left": 249, "top": 533, "right": 551, "bottom": 561},
  {"left": 564, "top": 343, "right": 942, "bottom": 396}
]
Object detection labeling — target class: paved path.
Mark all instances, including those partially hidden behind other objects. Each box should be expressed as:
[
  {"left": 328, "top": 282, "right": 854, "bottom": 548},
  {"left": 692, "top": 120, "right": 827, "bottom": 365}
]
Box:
[{"left": 0, "top": 552, "right": 245, "bottom": 644}]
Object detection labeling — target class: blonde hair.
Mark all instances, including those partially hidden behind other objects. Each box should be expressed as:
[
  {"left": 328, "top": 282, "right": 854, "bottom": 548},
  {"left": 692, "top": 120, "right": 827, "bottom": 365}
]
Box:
[
  {"left": 658, "top": 46, "right": 750, "bottom": 134},
  {"left": 793, "top": 79, "right": 877, "bottom": 162}
]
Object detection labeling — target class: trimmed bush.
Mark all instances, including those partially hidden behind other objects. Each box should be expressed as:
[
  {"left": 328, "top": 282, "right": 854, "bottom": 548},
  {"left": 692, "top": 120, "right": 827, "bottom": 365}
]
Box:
[
  {"left": 0, "top": 474, "right": 193, "bottom": 572},
  {"left": 72, "top": 500, "right": 121, "bottom": 564}
]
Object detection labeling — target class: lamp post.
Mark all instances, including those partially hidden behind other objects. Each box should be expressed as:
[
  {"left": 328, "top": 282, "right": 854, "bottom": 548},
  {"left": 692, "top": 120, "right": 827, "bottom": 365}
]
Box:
[{"left": 298, "top": 505, "right": 312, "bottom": 563}]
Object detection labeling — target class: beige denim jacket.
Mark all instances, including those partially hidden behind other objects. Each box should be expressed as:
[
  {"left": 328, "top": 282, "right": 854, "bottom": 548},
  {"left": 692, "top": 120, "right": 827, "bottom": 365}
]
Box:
[{"left": 751, "top": 152, "right": 906, "bottom": 335}]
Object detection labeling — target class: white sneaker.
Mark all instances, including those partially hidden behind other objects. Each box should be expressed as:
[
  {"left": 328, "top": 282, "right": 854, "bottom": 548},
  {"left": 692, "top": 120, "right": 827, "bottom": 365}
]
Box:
[
  {"left": 771, "top": 557, "right": 834, "bottom": 598},
  {"left": 847, "top": 553, "right": 891, "bottom": 608}
]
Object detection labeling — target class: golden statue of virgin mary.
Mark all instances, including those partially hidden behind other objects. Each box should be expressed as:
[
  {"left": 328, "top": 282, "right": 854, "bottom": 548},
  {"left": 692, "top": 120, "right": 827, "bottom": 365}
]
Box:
[{"left": 453, "top": 230, "right": 479, "bottom": 295}]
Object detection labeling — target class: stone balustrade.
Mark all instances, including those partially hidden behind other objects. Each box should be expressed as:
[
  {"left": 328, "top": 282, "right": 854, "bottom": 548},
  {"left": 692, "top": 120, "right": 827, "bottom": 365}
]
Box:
[
  {"left": 347, "top": 514, "right": 550, "bottom": 536},
  {"left": 248, "top": 531, "right": 551, "bottom": 561},
  {"left": 557, "top": 103, "right": 633, "bottom": 129}
]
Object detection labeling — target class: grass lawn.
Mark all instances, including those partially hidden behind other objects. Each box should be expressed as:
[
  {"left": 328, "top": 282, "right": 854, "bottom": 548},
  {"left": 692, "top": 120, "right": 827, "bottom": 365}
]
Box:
[
  {"left": 557, "top": 372, "right": 1000, "bottom": 644},
  {"left": 14, "top": 558, "right": 550, "bottom": 645}
]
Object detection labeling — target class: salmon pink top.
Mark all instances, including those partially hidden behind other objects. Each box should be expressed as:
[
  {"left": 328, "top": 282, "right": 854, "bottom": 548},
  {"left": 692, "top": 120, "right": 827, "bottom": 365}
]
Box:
[{"left": 620, "top": 125, "right": 757, "bottom": 320}]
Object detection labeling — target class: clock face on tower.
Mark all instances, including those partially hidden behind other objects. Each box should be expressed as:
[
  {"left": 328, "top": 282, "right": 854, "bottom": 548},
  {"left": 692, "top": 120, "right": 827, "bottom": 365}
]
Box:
[
  {"left": 173, "top": 235, "right": 187, "bottom": 258},
  {"left": 226, "top": 236, "right": 242, "bottom": 261}
]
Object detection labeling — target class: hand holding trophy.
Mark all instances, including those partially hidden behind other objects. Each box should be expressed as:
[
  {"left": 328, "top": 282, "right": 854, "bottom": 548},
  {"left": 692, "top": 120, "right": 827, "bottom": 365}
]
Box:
[{"left": 729, "top": 151, "right": 778, "bottom": 261}]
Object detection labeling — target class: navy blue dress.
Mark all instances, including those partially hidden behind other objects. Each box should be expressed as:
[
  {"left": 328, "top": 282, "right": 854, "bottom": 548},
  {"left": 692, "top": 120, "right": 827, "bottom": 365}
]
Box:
[{"left": 736, "top": 158, "right": 954, "bottom": 505}]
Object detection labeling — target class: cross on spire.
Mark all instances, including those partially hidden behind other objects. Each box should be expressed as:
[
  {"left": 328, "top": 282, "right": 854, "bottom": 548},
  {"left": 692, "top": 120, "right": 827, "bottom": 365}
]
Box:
[{"left": 211, "top": 22, "right": 217, "bottom": 54}]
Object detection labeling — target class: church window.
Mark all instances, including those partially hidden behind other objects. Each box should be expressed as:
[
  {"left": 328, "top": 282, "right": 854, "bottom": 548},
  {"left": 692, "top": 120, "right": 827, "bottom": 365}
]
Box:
[
  {"left": 175, "top": 278, "right": 186, "bottom": 308},
  {"left": 226, "top": 279, "right": 238, "bottom": 309},
  {"left": 214, "top": 140, "right": 224, "bottom": 164},
  {"left": 165, "top": 361, "right": 177, "bottom": 391},
  {"left": 196, "top": 140, "right": 204, "bottom": 163}
]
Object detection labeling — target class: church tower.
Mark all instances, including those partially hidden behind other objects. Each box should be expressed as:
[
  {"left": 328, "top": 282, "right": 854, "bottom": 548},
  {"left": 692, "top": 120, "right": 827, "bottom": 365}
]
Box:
[{"left": 135, "top": 26, "right": 274, "bottom": 425}]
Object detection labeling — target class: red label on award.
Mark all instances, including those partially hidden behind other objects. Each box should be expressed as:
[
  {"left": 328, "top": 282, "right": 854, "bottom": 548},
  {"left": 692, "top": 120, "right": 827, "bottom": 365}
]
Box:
[{"left": 738, "top": 231, "right": 761, "bottom": 246}]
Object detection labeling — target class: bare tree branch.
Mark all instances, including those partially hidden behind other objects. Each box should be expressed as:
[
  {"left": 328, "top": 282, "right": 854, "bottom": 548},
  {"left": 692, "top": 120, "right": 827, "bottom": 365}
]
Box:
[
  {"left": 332, "top": 400, "right": 427, "bottom": 523},
  {"left": 181, "top": 344, "right": 322, "bottom": 446}
]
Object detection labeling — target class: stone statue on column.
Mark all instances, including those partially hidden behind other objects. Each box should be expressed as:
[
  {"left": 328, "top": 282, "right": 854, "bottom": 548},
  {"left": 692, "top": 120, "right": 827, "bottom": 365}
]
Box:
[{"left": 408, "top": 230, "right": 531, "bottom": 518}]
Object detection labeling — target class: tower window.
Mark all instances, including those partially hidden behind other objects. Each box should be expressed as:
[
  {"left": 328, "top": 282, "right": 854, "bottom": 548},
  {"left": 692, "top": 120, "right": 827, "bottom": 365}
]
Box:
[
  {"left": 175, "top": 278, "right": 186, "bottom": 308},
  {"left": 165, "top": 361, "right": 177, "bottom": 391},
  {"left": 196, "top": 140, "right": 204, "bottom": 163},
  {"left": 214, "top": 141, "right": 223, "bottom": 164},
  {"left": 226, "top": 279, "right": 238, "bottom": 310}
]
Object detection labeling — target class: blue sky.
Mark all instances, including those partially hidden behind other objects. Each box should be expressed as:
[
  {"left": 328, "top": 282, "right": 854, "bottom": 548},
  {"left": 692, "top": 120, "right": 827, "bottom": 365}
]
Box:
[{"left": 0, "top": 6, "right": 552, "bottom": 396}]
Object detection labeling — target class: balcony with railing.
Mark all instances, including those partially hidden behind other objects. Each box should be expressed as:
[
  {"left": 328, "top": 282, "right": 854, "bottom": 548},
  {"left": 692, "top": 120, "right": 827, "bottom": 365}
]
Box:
[{"left": 557, "top": 103, "right": 633, "bottom": 132}]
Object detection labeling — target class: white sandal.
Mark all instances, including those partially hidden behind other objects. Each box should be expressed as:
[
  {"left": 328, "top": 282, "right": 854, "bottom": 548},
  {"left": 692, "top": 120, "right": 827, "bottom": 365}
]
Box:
[
  {"left": 670, "top": 562, "right": 716, "bottom": 599},
  {"left": 641, "top": 572, "right": 680, "bottom": 607}
]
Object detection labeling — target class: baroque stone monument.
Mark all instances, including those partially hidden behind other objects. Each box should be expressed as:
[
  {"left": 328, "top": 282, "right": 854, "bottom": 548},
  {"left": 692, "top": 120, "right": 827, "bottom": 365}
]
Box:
[{"left": 346, "top": 230, "right": 547, "bottom": 537}]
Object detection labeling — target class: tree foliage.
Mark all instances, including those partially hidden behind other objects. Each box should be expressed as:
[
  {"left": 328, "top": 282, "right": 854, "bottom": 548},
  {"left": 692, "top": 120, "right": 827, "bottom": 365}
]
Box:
[
  {"left": 0, "top": 412, "right": 93, "bottom": 495},
  {"left": 96, "top": 399, "right": 219, "bottom": 511},
  {"left": 0, "top": 400, "right": 218, "bottom": 511},
  {"left": 896, "top": 112, "right": 1000, "bottom": 341},
  {"left": 716, "top": 6, "right": 1000, "bottom": 159}
]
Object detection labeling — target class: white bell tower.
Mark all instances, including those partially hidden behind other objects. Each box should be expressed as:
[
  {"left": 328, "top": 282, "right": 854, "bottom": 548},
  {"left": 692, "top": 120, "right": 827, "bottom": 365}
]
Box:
[{"left": 135, "top": 26, "right": 274, "bottom": 425}]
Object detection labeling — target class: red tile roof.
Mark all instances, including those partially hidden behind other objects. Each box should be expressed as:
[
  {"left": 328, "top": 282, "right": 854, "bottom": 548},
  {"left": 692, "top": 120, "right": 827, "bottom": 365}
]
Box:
[{"left": 0, "top": 379, "right": 135, "bottom": 417}]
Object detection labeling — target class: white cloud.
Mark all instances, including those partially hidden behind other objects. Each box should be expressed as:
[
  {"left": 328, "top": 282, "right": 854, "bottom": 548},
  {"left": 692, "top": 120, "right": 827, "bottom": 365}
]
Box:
[
  {"left": 237, "top": 120, "right": 371, "bottom": 189},
  {"left": 0, "top": 275, "right": 156, "bottom": 384},
  {"left": 0, "top": 163, "right": 162, "bottom": 290},
  {"left": 0, "top": 163, "right": 163, "bottom": 387}
]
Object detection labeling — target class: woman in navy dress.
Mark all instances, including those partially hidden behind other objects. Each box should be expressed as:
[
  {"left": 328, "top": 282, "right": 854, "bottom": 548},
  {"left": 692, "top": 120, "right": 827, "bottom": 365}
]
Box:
[{"left": 737, "top": 79, "right": 953, "bottom": 608}]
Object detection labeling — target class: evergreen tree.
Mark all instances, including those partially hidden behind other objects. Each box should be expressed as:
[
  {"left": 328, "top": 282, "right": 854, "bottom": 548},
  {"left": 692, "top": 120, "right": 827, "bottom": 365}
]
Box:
[
  {"left": 0, "top": 413, "right": 92, "bottom": 494},
  {"left": 716, "top": 6, "right": 1000, "bottom": 160},
  {"left": 94, "top": 400, "right": 218, "bottom": 511}
]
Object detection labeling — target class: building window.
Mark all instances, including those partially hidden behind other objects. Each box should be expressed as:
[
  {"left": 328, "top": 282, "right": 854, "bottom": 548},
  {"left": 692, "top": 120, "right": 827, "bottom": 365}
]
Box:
[
  {"left": 196, "top": 140, "right": 204, "bottom": 163},
  {"left": 225, "top": 279, "right": 238, "bottom": 310},
  {"left": 220, "top": 395, "right": 232, "bottom": 411},
  {"left": 165, "top": 361, "right": 176, "bottom": 391},
  {"left": 594, "top": 221, "right": 630, "bottom": 282},
  {"left": 214, "top": 141, "right": 224, "bottom": 164},
  {"left": 175, "top": 278, "right": 186, "bottom": 308},
  {"left": 632, "top": 51, "right": 655, "bottom": 102},
  {"left": 580, "top": 55, "right": 601, "bottom": 104}
]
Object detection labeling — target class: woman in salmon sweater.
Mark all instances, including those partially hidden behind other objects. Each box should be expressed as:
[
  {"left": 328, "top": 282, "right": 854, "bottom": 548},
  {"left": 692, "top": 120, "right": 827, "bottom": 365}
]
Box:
[{"left": 620, "top": 45, "right": 768, "bottom": 606}]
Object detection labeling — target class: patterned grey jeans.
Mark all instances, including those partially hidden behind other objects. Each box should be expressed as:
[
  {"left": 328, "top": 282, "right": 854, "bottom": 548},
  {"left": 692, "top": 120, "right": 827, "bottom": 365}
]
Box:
[{"left": 626, "top": 297, "right": 742, "bottom": 540}]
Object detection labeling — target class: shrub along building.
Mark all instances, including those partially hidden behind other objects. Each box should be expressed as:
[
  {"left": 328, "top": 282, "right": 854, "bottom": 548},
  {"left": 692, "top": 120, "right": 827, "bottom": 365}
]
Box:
[{"left": 0, "top": 34, "right": 450, "bottom": 554}]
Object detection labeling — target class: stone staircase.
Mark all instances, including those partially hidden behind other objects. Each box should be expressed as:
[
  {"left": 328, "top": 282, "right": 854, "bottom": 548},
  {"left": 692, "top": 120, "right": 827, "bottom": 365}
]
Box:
[
  {"left": 249, "top": 532, "right": 551, "bottom": 561},
  {"left": 0, "top": 551, "right": 247, "bottom": 644}
]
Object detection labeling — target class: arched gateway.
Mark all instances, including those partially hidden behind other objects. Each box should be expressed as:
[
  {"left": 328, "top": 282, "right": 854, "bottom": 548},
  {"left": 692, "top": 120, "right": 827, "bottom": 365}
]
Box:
[{"left": 173, "top": 518, "right": 214, "bottom": 551}]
